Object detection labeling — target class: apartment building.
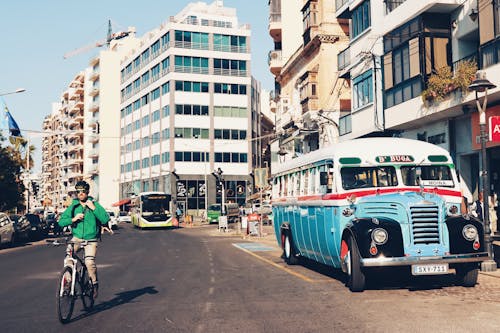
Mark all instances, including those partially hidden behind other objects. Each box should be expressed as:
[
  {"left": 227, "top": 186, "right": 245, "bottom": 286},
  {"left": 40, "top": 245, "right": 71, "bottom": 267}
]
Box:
[
  {"left": 42, "top": 35, "right": 138, "bottom": 210},
  {"left": 118, "top": 0, "right": 256, "bottom": 215},
  {"left": 336, "top": 0, "right": 500, "bottom": 202},
  {"left": 268, "top": 0, "right": 350, "bottom": 165},
  {"left": 41, "top": 72, "right": 85, "bottom": 210}
]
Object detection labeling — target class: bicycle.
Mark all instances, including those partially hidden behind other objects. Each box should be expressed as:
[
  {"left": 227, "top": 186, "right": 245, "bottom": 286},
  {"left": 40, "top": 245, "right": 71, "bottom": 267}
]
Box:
[{"left": 55, "top": 239, "right": 95, "bottom": 324}]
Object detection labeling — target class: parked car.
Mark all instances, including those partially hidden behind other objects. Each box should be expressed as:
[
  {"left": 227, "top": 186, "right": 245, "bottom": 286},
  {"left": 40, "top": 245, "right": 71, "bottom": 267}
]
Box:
[
  {"left": 45, "top": 213, "right": 62, "bottom": 236},
  {"left": 0, "top": 213, "right": 15, "bottom": 247},
  {"left": 24, "top": 213, "right": 48, "bottom": 241},
  {"left": 9, "top": 214, "right": 31, "bottom": 243},
  {"left": 118, "top": 211, "right": 131, "bottom": 223},
  {"left": 106, "top": 210, "right": 118, "bottom": 230}
]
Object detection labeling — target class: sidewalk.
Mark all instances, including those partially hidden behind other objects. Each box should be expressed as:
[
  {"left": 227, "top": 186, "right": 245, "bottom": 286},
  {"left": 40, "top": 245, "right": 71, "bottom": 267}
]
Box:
[{"left": 195, "top": 220, "right": 500, "bottom": 279}]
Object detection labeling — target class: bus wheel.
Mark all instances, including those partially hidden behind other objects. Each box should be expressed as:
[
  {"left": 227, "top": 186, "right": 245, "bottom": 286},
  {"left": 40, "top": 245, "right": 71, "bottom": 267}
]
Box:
[
  {"left": 347, "top": 236, "right": 365, "bottom": 292},
  {"left": 455, "top": 264, "right": 478, "bottom": 287},
  {"left": 284, "top": 233, "right": 299, "bottom": 265}
]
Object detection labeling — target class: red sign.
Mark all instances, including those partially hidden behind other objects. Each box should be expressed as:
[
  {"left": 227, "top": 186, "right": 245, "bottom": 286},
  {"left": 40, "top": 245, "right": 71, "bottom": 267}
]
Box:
[{"left": 490, "top": 116, "right": 500, "bottom": 142}]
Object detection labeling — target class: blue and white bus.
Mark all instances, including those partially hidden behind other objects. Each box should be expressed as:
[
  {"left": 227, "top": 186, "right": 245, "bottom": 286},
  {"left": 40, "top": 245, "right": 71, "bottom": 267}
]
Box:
[
  {"left": 130, "top": 192, "right": 174, "bottom": 228},
  {"left": 272, "top": 138, "right": 488, "bottom": 291}
]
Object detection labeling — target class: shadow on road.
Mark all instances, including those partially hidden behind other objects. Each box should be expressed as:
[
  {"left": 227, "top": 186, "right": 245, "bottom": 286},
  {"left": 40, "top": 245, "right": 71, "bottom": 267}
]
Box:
[
  {"left": 69, "top": 286, "right": 158, "bottom": 323},
  {"left": 294, "top": 257, "right": 458, "bottom": 291}
]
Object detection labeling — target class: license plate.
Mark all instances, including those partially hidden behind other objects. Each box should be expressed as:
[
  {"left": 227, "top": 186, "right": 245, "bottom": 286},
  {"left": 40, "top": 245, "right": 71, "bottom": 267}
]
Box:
[{"left": 412, "top": 263, "right": 449, "bottom": 275}]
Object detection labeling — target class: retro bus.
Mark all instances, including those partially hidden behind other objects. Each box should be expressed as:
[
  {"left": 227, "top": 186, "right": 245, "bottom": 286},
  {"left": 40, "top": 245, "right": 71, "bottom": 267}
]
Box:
[
  {"left": 272, "top": 138, "right": 488, "bottom": 292},
  {"left": 130, "top": 192, "right": 174, "bottom": 228}
]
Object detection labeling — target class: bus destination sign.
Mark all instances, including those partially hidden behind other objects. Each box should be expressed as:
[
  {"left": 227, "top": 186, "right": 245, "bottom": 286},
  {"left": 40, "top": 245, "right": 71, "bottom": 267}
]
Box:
[{"left": 376, "top": 155, "right": 414, "bottom": 163}]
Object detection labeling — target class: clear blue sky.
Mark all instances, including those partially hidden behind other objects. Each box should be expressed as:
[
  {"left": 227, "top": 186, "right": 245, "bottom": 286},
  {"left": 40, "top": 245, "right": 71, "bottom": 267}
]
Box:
[{"left": 0, "top": 0, "right": 273, "bottom": 172}]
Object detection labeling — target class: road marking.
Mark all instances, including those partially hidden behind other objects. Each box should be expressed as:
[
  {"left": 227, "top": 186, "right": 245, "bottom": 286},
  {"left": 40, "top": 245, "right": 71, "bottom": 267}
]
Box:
[
  {"left": 233, "top": 243, "right": 321, "bottom": 283},
  {"left": 232, "top": 243, "right": 275, "bottom": 252}
]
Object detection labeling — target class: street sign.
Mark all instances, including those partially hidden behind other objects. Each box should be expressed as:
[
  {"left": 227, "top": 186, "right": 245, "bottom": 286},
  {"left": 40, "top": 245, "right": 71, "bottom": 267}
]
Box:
[{"left": 490, "top": 116, "right": 500, "bottom": 142}]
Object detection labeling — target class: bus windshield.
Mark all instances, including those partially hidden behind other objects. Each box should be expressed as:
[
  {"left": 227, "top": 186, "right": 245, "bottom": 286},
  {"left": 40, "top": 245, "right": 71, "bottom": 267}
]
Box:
[
  {"left": 341, "top": 166, "right": 398, "bottom": 190},
  {"left": 142, "top": 194, "right": 169, "bottom": 215},
  {"left": 401, "top": 165, "right": 454, "bottom": 187}
]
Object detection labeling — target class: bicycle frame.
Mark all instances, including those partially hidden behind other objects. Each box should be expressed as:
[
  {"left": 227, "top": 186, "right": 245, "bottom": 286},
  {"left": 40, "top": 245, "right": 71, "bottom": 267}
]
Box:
[{"left": 59, "top": 242, "right": 87, "bottom": 297}]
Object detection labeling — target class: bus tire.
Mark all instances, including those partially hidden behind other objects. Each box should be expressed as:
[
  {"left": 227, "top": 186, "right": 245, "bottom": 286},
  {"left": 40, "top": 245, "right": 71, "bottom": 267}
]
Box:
[
  {"left": 347, "top": 236, "right": 365, "bottom": 292},
  {"left": 284, "top": 233, "right": 299, "bottom": 265},
  {"left": 455, "top": 264, "right": 478, "bottom": 287}
]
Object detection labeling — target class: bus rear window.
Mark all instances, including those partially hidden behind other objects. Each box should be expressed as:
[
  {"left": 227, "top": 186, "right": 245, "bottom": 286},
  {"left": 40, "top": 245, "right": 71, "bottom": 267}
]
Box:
[
  {"left": 401, "top": 165, "right": 454, "bottom": 187},
  {"left": 341, "top": 167, "right": 397, "bottom": 190}
]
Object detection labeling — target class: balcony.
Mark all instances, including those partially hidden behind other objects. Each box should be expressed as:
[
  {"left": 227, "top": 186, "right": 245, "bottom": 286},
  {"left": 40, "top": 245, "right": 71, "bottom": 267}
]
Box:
[
  {"left": 268, "top": 50, "right": 283, "bottom": 76},
  {"left": 88, "top": 149, "right": 99, "bottom": 158},
  {"left": 268, "top": 12, "right": 282, "bottom": 42},
  {"left": 89, "top": 102, "right": 99, "bottom": 113},
  {"left": 89, "top": 87, "right": 100, "bottom": 97},
  {"left": 88, "top": 166, "right": 99, "bottom": 175},
  {"left": 88, "top": 135, "right": 99, "bottom": 144},
  {"left": 89, "top": 69, "right": 100, "bottom": 82},
  {"left": 338, "top": 47, "right": 350, "bottom": 74},
  {"left": 301, "top": 97, "right": 319, "bottom": 114}
]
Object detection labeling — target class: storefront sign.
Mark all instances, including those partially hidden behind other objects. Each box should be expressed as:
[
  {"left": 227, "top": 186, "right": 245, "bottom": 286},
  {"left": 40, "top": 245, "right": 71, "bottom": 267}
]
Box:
[{"left": 490, "top": 116, "right": 500, "bottom": 142}]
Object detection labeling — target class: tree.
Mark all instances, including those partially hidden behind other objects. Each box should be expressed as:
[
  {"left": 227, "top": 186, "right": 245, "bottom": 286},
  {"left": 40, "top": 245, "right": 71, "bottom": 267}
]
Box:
[{"left": 0, "top": 133, "right": 26, "bottom": 212}]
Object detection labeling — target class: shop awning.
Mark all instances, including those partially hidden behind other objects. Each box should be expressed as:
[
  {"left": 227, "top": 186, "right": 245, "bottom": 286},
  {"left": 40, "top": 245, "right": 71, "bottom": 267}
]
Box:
[{"left": 111, "top": 198, "right": 131, "bottom": 207}]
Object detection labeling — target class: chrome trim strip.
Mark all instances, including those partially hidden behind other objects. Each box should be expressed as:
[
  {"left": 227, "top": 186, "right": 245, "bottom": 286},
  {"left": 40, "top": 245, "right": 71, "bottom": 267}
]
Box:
[{"left": 360, "top": 252, "right": 489, "bottom": 267}]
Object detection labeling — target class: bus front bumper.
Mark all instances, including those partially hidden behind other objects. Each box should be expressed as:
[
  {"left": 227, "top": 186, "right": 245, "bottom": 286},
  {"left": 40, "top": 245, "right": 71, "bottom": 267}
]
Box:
[{"left": 360, "top": 252, "right": 489, "bottom": 268}]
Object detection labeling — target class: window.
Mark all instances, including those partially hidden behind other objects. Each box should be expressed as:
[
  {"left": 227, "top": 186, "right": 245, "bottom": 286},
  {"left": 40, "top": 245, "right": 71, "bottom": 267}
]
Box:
[
  {"left": 341, "top": 166, "right": 397, "bottom": 190},
  {"left": 161, "top": 32, "right": 170, "bottom": 48},
  {"left": 214, "top": 83, "right": 247, "bottom": 95},
  {"left": 152, "top": 110, "right": 160, "bottom": 122},
  {"left": 175, "top": 80, "right": 209, "bottom": 92},
  {"left": 151, "top": 88, "right": 160, "bottom": 101},
  {"left": 162, "top": 82, "right": 170, "bottom": 94},
  {"left": 213, "top": 34, "right": 247, "bottom": 52},
  {"left": 174, "top": 30, "right": 209, "bottom": 49},
  {"left": 384, "top": 0, "right": 406, "bottom": 14},
  {"left": 353, "top": 70, "right": 373, "bottom": 109},
  {"left": 161, "top": 57, "right": 170, "bottom": 72},
  {"left": 352, "top": 1, "right": 371, "bottom": 39}
]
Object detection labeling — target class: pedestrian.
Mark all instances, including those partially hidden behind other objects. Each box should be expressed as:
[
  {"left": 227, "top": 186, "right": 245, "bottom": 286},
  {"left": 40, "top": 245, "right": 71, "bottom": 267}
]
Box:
[
  {"left": 489, "top": 194, "right": 497, "bottom": 235},
  {"left": 473, "top": 192, "right": 484, "bottom": 220},
  {"left": 57, "top": 180, "right": 109, "bottom": 298}
]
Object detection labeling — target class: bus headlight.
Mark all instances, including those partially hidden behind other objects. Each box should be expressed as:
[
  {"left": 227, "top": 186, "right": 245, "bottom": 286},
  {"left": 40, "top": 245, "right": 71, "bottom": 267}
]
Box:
[
  {"left": 371, "top": 228, "right": 388, "bottom": 245},
  {"left": 462, "top": 224, "right": 478, "bottom": 241}
]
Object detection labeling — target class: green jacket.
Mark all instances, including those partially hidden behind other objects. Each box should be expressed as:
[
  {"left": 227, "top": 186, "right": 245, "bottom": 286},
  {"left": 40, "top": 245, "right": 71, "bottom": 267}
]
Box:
[{"left": 58, "top": 197, "right": 110, "bottom": 240}]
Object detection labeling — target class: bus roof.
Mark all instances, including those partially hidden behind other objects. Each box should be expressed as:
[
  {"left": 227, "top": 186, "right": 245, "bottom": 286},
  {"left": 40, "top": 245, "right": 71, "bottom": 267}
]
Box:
[{"left": 272, "top": 138, "right": 452, "bottom": 176}]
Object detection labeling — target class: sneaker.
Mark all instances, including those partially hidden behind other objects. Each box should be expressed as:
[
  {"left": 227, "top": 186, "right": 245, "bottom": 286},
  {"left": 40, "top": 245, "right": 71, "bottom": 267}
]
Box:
[{"left": 92, "top": 283, "right": 99, "bottom": 299}]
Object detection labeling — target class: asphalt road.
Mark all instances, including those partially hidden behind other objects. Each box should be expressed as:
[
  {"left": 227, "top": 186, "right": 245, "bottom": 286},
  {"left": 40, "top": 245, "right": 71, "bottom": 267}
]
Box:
[{"left": 1, "top": 223, "right": 499, "bottom": 333}]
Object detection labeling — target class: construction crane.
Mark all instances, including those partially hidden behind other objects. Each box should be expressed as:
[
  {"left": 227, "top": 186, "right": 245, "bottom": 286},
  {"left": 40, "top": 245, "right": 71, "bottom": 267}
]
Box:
[{"left": 63, "top": 20, "right": 131, "bottom": 59}]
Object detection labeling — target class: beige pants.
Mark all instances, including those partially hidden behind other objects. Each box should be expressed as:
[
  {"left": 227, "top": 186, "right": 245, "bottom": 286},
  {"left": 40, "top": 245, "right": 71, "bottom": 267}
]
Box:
[{"left": 72, "top": 237, "right": 98, "bottom": 285}]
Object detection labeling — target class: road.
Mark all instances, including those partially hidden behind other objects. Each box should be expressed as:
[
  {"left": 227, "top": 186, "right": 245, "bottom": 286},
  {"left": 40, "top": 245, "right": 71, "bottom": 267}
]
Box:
[{"left": 0, "top": 223, "right": 499, "bottom": 332}]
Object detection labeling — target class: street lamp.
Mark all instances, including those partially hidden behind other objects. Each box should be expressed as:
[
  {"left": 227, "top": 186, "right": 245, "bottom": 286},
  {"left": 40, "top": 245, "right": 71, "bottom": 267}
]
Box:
[
  {"left": 0, "top": 88, "right": 26, "bottom": 97},
  {"left": 468, "top": 70, "right": 497, "bottom": 272}
]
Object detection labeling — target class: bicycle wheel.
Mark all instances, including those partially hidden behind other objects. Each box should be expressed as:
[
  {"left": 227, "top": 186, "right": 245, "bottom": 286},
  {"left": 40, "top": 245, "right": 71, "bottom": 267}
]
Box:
[
  {"left": 80, "top": 267, "right": 94, "bottom": 311},
  {"left": 57, "top": 267, "right": 75, "bottom": 324}
]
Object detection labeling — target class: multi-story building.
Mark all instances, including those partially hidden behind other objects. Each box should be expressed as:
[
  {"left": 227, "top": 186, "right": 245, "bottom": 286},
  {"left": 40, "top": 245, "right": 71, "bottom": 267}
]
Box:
[
  {"left": 42, "top": 34, "right": 138, "bottom": 210},
  {"left": 84, "top": 32, "right": 139, "bottom": 209},
  {"left": 268, "top": 0, "right": 350, "bottom": 165},
  {"left": 41, "top": 72, "right": 85, "bottom": 210},
  {"left": 118, "top": 0, "right": 256, "bottom": 215},
  {"left": 335, "top": 0, "right": 500, "bottom": 207}
]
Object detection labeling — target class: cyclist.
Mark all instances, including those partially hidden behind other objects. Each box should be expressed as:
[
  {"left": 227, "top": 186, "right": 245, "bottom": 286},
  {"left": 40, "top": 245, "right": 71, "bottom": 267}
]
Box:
[{"left": 58, "top": 180, "right": 109, "bottom": 298}]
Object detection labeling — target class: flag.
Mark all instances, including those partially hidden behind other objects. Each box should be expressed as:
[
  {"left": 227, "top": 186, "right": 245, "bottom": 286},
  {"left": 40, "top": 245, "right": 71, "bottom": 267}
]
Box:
[{"left": 6, "top": 109, "right": 21, "bottom": 137}]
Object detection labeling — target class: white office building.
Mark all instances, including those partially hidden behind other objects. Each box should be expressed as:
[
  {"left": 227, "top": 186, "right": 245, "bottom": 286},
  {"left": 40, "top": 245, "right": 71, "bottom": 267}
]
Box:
[{"left": 118, "top": 0, "right": 253, "bottom": 215}]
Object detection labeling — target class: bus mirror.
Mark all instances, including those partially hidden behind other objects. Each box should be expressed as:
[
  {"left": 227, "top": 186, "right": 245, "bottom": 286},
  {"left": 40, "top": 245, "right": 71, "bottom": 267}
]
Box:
[{"left": 320, "top": 171, "right": 329, "bottom": 185}]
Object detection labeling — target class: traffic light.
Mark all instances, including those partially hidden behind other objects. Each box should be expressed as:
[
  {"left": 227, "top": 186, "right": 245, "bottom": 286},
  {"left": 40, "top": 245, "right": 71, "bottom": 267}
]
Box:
[{"left": 31, "top": 181, "right": 39, "bottom": 196}]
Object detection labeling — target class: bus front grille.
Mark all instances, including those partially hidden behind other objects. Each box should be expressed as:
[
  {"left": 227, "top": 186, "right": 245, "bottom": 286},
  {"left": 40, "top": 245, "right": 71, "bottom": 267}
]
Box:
[{"left": 410, "top": 206, "right": 439, "bottom": 244}]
